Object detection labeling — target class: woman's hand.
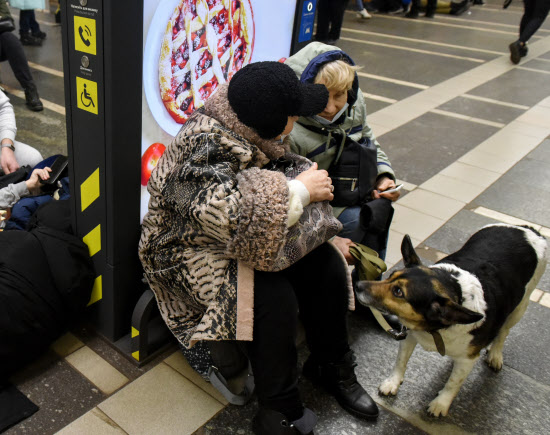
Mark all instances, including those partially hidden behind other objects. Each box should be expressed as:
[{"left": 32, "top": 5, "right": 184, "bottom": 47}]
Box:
[
  {"left": 373, "top": 176, "right": 400, "bottom": 202},
  {"left": 1, "top": 146, "right": 19, "bottom": 174},
  {"left": 26, "top": 167, "right": 51, "bottom": 195},
  {"left": 295, "top": 162, "right": 334, "bottom": 203},
  {"left": 332, "top": 236, "right": 356, "bottom": 265}
]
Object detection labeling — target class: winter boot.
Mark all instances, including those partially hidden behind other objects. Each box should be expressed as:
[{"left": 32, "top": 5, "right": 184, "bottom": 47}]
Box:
[
  {"left": 509, "top": 40, "right": 523, "bottom": 65},
  {"left": 20, "top": 32, "right": 42, "bottom": 46},
  {"left": 24, "top": 85, "right": 43, "bottom": 112},
  {"left": 302, "top": 350, "right": 379, "bottom": 420},
  {"left": 252, "top": 408, "right": 317, "bottom": 435}
]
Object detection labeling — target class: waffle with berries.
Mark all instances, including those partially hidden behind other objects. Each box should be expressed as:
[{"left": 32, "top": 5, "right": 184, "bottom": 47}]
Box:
[{"left": 159, "top": 0, "right": 254, "bottom": 124}]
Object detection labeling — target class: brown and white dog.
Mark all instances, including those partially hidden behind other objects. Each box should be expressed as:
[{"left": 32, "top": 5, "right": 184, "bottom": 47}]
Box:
[{"left": 355, "top": 224, "right": 547, "bottom": 417}]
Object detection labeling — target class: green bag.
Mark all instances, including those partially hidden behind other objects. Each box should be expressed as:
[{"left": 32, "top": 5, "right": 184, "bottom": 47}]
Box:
[{"left": 349, "top": 243, "right": 387, "bottom": 281}]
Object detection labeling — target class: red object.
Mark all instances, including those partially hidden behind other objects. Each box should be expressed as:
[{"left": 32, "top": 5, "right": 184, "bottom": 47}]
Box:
[{"left": 141, "top": 143, "right": 166, "bottom": 186}]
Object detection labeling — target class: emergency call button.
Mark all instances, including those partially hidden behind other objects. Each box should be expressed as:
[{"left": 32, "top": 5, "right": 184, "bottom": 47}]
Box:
[
  {"left": 76, "top": 77, "right": 98, "bottom": 115},
  {"left": 74, "top": 16, "right": 96, "bottom": 55}
]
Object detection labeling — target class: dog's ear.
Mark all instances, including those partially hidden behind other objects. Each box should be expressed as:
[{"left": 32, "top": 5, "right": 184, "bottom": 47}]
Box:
[
  {"left": 401, "top": 235, "right": 422, "bottom": 268},
  {"left": 429, "top": 299, "right": 484, "bottom": 326}
]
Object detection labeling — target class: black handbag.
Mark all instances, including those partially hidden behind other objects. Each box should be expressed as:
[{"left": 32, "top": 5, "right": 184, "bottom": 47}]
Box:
[
  {"left": 329, "top": 135, "right": 378, "bottom": 207},
  {"left": 0, "top": 17, "right": 15, "bottom": 34}
]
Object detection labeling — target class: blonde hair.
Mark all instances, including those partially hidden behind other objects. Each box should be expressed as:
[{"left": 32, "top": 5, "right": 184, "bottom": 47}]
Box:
[{"left": 314, "top": 60, "right": 360, "bottom": 93}]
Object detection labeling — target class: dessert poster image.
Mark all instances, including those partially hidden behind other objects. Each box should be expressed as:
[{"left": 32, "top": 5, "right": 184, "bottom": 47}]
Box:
[{"left": 141, "top": 0, "right": 297, "bottom": 220}]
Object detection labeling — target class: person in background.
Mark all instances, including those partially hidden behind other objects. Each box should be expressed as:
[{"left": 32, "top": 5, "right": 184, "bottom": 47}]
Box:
[
  {"left": 355, "top": 0, "right": 373, "bottom": 18},
  {"left": 139, "top": 61, "right": 380, "bottom": 435},
  {"left": 406, "top": 0, "right": 438, "bottom": 18},
  {"left": 8, "top": 0, "right": 46, "bottom": 46},
  {"left": 0, "top": 89, "right": 43, "bottom": 174},
  {"left": 315, "top": 0, "right": 349, "bottom": 44},
  {"left": 508, "top": 0, "right": 550, "bottom": 64},
  {"left": 0, "top": 1, "right": 44, "bottom": 111}
]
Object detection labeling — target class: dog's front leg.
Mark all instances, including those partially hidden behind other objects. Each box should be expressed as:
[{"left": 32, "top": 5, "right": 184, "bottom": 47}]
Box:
[
  {"left": 428, "top": 356, "right": 477, "bottom": 417},
  {"left": 379, "top": 335, "right": 417, "bottom": 396}
]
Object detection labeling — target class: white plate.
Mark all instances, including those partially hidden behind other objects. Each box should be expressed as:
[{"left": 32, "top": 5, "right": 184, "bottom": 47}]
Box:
[{"left": 143, "top": 0, "right": 183, "bottom": 137}]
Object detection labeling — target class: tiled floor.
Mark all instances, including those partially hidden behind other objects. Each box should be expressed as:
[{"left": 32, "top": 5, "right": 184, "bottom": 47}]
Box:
[{"left": 3, "top": 1, "right": 550, "bottom": 434}]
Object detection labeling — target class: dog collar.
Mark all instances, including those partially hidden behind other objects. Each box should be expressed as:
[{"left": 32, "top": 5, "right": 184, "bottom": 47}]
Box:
[{"left": 431, "top": 331, "right": 446, "bottom": 356}]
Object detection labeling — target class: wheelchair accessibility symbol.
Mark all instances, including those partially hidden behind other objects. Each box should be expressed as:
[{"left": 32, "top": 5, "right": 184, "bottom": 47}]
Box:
[{"left": 76, "top": 77, "right": 98, "bottom": 114}]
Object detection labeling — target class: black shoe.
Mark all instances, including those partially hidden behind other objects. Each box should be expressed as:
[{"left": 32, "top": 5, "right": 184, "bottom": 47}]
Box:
[
  {"left": 326, "top": 39, "right": 338, "bottom": 45},
  {"left": 20, "top": 33, "right": 42, "bottom": 46},
  {"left": 473, "top": 0, "right": 485, "bottom": 4},
  {"left": 302, "top": 351, "right": 379, "bottom": 420},
  {"left": 252, "top": 408, "right": 317, "bottom": 435},
  {"left": 32, "top": 30, "right": 47, "bottom": 40},
  {"left": 405, "top": 10, "right": 419, "bottom": 18},
  {"left": 509, "top": 40, "right": 522, "bottom": 64},
  {"left": 450, "top": 0, "right": 470, "bottom": 15},
  {"left": 425, "top": 11, "right": 435, "bottom": 18},
  {"left": 520, "top": 44, "right": 528, "bottom": 57},
  {"left": 24, "top": 85, "right": 43, "bottom": 111}
]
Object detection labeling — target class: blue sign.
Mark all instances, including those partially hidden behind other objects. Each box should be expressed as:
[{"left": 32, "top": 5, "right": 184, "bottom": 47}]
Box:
[{"left": 298, "top": 1, "right": 316, "bottom": 43}]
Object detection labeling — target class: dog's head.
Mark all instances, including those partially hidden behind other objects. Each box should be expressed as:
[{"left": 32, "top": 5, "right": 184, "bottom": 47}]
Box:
[{"left": 355, "top": 235, "right": 484, "bottom": 331}]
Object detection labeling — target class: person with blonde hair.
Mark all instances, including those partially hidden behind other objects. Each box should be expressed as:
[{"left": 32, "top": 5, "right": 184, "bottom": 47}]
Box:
[{"left": 286, "top": 42, "right": 399, "bottom": 267}]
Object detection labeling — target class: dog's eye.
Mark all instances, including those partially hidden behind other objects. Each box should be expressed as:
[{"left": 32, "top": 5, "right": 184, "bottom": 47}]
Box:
[{"left": 392, "top": 286, "right": 404, "bottom": 298}]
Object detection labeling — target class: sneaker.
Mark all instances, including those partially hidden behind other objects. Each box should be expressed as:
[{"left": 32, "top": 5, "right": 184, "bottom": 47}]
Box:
[
  {"left": 356, "top": 8, "right": 372, "bottom": 19},
  {"left": 20, "top": 33, "right": 42, "bottom": 46},
  {"left": 520, "top": 44, "right": 528, "bottom": 57},
  {"left": 32, "top": 30, "right": 47, "bottom": 40},
  {"left": 425, "top": 11, "right": 435, "bottom": 18},
  {"left": 24, "top": 85, "right": 43, "bottom": 111},
  {"left": 509, "top": 40, "right": 522, "bottom": 64}
]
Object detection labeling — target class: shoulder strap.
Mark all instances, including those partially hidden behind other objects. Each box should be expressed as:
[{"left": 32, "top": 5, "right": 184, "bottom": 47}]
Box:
[
  {"left": 348, "top": 243, "right": 386, "bottom": 281},
  {"left": 208, "top": 362, "right": 255, "bottom": 406}
]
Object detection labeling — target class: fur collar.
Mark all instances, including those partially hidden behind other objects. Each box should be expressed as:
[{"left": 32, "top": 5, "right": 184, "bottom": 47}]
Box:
[{"left": 204, "top": 84, "right": 289, "bottom": 160}]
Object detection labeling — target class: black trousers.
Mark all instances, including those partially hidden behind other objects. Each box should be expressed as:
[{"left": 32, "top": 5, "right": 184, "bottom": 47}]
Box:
[
  {"left": 0, "top": 32, "right": 35, "bottom": 90},
  {"left": 315, "top": 0, "right": 349, "bottom": 41},
  {"left": 246, "top": 243, "right": 351, "bottom": 419},
  {"left": 19, "top": 10, "right": 40, "bottom": 35},
  {"left": 410, "top": 0, "right": 438, "bottom": 14},
  {"left": 519, "top": 0, "right": 550, "bottom": 43}
]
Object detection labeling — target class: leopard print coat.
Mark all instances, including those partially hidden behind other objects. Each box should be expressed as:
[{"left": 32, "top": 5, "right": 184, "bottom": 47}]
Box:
[{"left": 139, "top": 84, "right": 351, "bottom": 349}]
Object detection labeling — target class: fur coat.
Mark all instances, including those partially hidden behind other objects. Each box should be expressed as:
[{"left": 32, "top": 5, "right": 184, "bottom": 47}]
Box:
[{"left": 139, "top": 84, "right": 351, "bottom": 348}]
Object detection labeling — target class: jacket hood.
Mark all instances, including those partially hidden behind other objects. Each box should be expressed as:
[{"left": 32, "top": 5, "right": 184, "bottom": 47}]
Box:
[
  {"left": 203, "top": 84, "right": 289, "bottom": 160},
  {"left": 285, "top": 42, "right": 360, "bottom": 111}
]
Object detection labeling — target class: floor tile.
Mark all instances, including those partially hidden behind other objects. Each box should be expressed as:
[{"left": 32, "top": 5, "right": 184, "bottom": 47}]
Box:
[
  {"left": 530, "top": 289, "right": 544, "bottom": 302},
  {"left": 56, "top": 407, "right": 126, "bottom": 435},
  {"left": 98, "top": 363, "right": 224, "bottom": 435},
  {"left": 506, "top": 119, "right": 550, "bottom": 140},
  {"left": 6, "top": 355, "right": 105, "bottom": 435},
  {"left": 514, "top": 105, "right": 550, "bottom": 128},
  {"left": 540, "top": 293, "right": 550, "bottom": 309},
  {"left": 391, "top": 204, "right": 446, "bottom": 242},
  {"left": 65, "top": 347, "right": 129, "bottom": 395},
  {"left": 396, "top": 188, "right": 465, "bottom": 221},
  {"left": 440, "top": 161, "right": 501, "bottom": 188},
  {"left": 522, "top": 59, "right": 550, "bottom": 72},
  {"left": 421, "top": 174, "right": 486, "bottom": 203},
  {"left": 473, "top": 206, "right": 542, "bottom": 229},
  {"left": 380, "top": 112, "right": 499, "bottom": 185},
  {"left": 164, "top": 351, "right": 229, "bottom": 405},
  {"left": 467, "top": 68, "right": 550, "bottom": 107},
  {"left": 437, "top": 96, "right": 526, "bottom": 124},
  {"left": 475, "top": 129, "right": 538, "bottom": 161},
  {"left": 458, "top": 148, "right": 517, "bottom": 174},
  {"left": 503, "top": 302, "right": 550, "bottom": 385},
  {"left": 50, "top": 333, "right": 85, "bottom": 358},
  {"left": 423, "top": 209, "right": 499, "bottom": 255}
]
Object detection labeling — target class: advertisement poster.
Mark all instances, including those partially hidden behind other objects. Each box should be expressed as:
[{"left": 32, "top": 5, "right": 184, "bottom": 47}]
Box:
[{"left": 141, "top": 0, "right": 298, "bottom": 220}]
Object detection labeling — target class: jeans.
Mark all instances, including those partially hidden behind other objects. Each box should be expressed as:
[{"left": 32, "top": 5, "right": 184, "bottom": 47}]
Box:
[
  {"left": 19, "top": 10, "right": 40, "bottom": 35},
  {"left": 246, "top": 243, "right": 351, "bottom": 419}
]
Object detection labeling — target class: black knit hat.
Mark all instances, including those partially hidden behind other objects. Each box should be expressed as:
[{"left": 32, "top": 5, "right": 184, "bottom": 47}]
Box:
[{"left": 228, "top": 61, "right": 329, "bottom": 139}]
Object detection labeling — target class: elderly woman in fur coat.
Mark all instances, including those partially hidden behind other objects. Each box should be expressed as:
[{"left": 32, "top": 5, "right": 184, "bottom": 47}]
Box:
[{"left": 139, "top": 62, "right": 379, "bottom": 435}]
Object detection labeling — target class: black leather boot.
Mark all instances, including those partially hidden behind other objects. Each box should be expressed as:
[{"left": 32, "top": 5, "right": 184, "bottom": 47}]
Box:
[
  {"left": 302, "top": 351, "right": 379, "bottom": 420},
  {"left": 24, "top": 85, "right": 43, "bottom": 112},
  {"left": 252, "top": 408, "right": 317, "bottom": 435}
]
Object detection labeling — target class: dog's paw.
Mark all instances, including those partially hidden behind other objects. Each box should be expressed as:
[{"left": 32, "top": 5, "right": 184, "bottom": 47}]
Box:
[
  {"left": 379, "top": 377, "right": 401, "bottom": 396},
  {"left": 486, "top": 350, "right": 503, "bottom": 372},
  {"left": 428, "top": 396, "right": 451, "bottom": 417}
]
